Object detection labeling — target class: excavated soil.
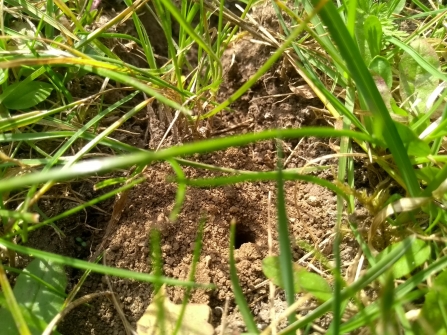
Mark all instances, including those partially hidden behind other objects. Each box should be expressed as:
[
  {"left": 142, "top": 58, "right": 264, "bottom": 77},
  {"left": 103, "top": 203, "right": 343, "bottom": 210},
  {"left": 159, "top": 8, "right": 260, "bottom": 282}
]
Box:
[{"left": 21, "top": 5, "right": 378, "bottom": 335}]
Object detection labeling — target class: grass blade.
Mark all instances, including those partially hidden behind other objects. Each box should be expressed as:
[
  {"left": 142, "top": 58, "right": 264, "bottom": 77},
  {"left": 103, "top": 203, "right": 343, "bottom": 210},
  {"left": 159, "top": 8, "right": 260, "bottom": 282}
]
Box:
[
  {"left": 276, "top": 140, "right": 296, "bottom": 323},
  {"left": 0, "top": 128, "right": 374, "bottom": 192},
  {"left": 0, "top": 239, "right": 208, "bottom": 288},
  {"left": 229, "top": 220, "right": 257, "bottom": 333},
  {"left": 0, "top": 264, "right": 31, "bottom": 335}
]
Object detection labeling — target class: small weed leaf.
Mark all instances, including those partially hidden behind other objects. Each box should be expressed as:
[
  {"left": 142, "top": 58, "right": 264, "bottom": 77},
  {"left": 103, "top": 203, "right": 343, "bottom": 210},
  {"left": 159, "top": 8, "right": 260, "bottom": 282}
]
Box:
[
  {"left": 262, "top": 256, "right": 332, "bottom": 302},
  {"left": 399, "top": 39, "right": 440, "bottom": 115},
  {"left": 416, "top": 166, "right": 440, "bottom": 184},
  {"left": 373, "top": 75, "right": 392, "bottom": 112},
  {"left": 364, "top": 15, "right": 382, "bottom": 61},
  {"left": 390, "top": 99, "right": 409, "bottom": 117},
  {"left": 0, "top": 259, "right": 67, "bottom": 334},
  {"left": 392, "top": 0, "right": 406, "bottom": 14},
  {"left": 394, "top": 121, "right": 431, "bottom": 157},
  {"left": 355, "top": 12, "right": 371, "bottom": 65},
  {"left": 418, "top": 270, "right": 447, "bottom": 334},
  {"left": 1, "top": 81, "right": 54, "bottom": 110},
  {"left": 369, "top": 56, "right": 392, "bottom": 89},
  {"left": 374, "top": 239, "right": 430, "bottom": 279}
]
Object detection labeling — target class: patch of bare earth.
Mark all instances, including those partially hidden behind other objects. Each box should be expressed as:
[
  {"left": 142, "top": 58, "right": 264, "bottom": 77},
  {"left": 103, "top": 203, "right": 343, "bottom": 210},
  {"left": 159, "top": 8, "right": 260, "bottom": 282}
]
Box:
[{"left": 24, "top": 6, "right": 369, "bottom": 335}]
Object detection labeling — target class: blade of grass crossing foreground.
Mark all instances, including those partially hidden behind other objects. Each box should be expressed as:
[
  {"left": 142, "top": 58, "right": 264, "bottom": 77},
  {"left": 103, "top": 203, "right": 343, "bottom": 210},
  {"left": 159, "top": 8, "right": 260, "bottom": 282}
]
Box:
[
  {"left": 150, "top": 229, "right": 167, "bottom": 335},
  {"left": 0, "top": 263, "right": 31, "bottom": 335},
  {"left": 167, "top": 159, "right": 186, "bottom": 221},
  {"left": 311, "top": 0, "right": 420, "bottom": 197},
  {"left": 229, "top": 220, "right": 257, "bottom": 333},
  {"left": 408, "top": 0, "right": 430, "bottom": 14},
  {"left": 380, "top": 272, "right": 397, "bottom": 333},
  {"left": 0, "top": 128, "right": 375, "bottom": 193},
  {"left": 0, "top": 210, "right": 37, "bottom": 223},
  {"left": 279, "top": 236, "right": 415, "bottom": 334},
  {"left": 172, "top": 218, "right": 205, "bottom": 335},
  {"left": 0, "top": 239, "right": 207, "bottom": 288},
  {"left": 179, "top": 171, "right": 347, "bottom": 200},
  {"left": 276, "top": 140, "right": 296, "bottom": 324},
  {"left": 332, "top": 93, "right": 356, "bottom": 332},
  {"left": 0, "top": 131, "right": 145, "bottom": 153}
]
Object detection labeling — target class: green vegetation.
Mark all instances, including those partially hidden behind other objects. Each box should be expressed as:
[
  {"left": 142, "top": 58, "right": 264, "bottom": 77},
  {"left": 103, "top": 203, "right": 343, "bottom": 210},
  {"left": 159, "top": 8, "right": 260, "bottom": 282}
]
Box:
[{"left": 0, "top": 0, "right": 447, "bottom": 333}]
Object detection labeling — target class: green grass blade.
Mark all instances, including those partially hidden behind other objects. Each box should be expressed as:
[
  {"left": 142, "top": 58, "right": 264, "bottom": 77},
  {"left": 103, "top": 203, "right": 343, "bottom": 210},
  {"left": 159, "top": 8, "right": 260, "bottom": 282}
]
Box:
[
  {"left": 388, "top": 37, "right": 447, "bottom": 82},
  {"left": 159, "top": 0, "right": 221, "bottom": 77},
  {"left": 0, "top": 264, "right": 31, "bottom": 335},
  {"left": 229, "top": 220, "right": 257, "bottom": 333},
  {"left": 0, "top": 239, "right": 208, "bottom": 288},
  {"left": 178, "top": 170, "right": 347, "bottom": 200},
  {"left": 167, "top": 159, "right": 187, "bottom": 221},
  {"left": 0, "top": 210, "right": 38, "bottom": 223},
  {"left": 0, "top": 128, "right": 374, "bottom": 192},
  {"left": 173, "top": 218, "right": 205, "bottom": 335},
  {"left": 0, "top": 131, "right": 144, "bottom": 153},
  {"left": 275, "top": 141, "right": 296, "bottom": 323}
]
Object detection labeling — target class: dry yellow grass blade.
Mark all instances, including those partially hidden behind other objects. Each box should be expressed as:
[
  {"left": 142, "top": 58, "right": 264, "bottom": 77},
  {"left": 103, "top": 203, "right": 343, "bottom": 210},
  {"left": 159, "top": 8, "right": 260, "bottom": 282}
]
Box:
[{"left": 369, "top": 197, "right": 430, "bottom": 254}]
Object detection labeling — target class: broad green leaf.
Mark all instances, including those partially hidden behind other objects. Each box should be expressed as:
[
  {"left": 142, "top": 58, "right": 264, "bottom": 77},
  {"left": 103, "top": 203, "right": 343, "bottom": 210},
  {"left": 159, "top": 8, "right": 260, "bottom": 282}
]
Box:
[
  {"left": 375, "top": 239, "right": 430, "bottom": 279},
  {"left": 1, "top": 81, "right": 54, "bottom": 110},
  {"left": 364, "top": 16, "right": 382, "bottom": 60},
  {"left": 419, "top": 270, "right": 447, "bottom": 335},
  {"left": 399, "top": 39, "right": 440, "bottom": 115},
  {"left": 262, "top": 256, "right": 332, "bottom": 301},
  {"left": 394, "top": 122, "right": 431, "bottom": 157},
  {"left": 369, "top": 56, "right": 392, "bottom": 88},
  {"left": 0, "top": 259, "right": 67, "bottom": 334}
]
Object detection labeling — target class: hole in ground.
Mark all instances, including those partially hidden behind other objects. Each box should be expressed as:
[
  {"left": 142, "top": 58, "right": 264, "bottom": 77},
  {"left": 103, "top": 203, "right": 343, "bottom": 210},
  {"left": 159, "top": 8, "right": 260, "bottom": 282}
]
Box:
[{"left": 234, "top": 223, "right": 256, "bottom": 249}]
